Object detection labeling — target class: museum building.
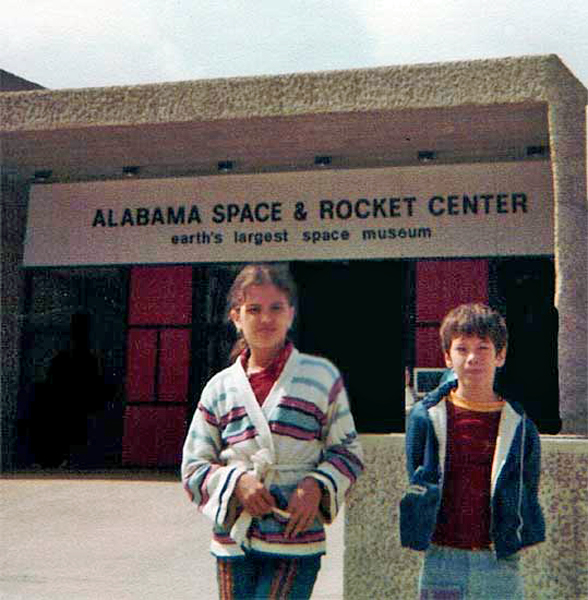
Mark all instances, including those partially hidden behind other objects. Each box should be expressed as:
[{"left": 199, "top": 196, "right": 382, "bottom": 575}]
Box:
[
  {"left": 2, "top": 55, "right": 587, "bottom": 469},
  {"left": 2, "top": 55, "right": 587, "bottom": 599}
]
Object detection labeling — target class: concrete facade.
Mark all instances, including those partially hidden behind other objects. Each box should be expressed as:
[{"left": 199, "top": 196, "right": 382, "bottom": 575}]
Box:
[
  {"left": 1, "top": 55, "right": 587, "bottom": 599},
  {"left": 346, "top": 435, "right": 588, "bottom": 600},
  {"left": 2, "top": 55, "right": 587, "bottom": 447}
]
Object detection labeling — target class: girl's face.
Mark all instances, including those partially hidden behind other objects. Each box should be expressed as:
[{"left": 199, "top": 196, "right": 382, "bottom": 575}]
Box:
[{"left": 231, "top": 283, "right": 295, "bottom": 355}]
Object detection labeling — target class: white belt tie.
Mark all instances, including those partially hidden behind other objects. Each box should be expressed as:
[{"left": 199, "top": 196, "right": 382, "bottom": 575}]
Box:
[{"left": 228, "top": 448, "right": 316, "bottom": 547}]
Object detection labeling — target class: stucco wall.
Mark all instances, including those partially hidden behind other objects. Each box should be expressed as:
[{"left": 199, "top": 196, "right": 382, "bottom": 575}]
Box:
[
  {"left": 0, "top": 55, "right": 583, "bottom": 128},
  {"left": 1, "top": 55, "right": 586, "bottom": 471},
  {"left": 345, "top": 434, "right": 588, "bottom": 600},
  {"left": 548, "top": 100, "right": 588, "bottom": 434},
  {"left": 0, "top": 175, "right": 29, "bottom": 470}
]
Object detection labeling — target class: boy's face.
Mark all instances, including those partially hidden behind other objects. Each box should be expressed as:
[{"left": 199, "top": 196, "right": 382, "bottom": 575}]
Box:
[{"left": 444, "top": 335, "right": 506, "bottom": 392}]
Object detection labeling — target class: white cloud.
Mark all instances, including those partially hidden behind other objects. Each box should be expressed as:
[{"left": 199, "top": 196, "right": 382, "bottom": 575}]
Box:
[
  {"left": 3, "top": 0, "right": 378, "bottom": 87},
  {"left": 353, "top": 0, "right": 588, "bottom": 83},
  {"left": 2, "top": 0, "right": 587, "bottom": 89},
  {"left": 3, "top": 0, "right": 177, "bottom": 87}
]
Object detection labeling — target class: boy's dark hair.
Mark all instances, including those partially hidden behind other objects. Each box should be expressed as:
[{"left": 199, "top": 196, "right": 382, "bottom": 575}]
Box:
[{"left": 440, "top": 303, "right": 508, "bottom": 354}]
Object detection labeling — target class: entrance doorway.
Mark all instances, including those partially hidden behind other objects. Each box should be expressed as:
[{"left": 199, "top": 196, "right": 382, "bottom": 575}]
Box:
[
  {"left": 291, "top": 260, "right": 406, "bottom": 433},
  {"left": 493, "top": 257, "right": 561, "bottom": 433}
]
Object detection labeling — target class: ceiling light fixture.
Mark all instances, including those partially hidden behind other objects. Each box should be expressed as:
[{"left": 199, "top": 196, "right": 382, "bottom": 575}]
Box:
[
  {"left": 32, "top": 169, "right": 53, "bottom": 183},
  {"left": 417, "top": 150, "right": 436, "bottom": 163},
  {"left": 314, "top": 155, "right": 332, "bottom": 167},
  {"left": 122, "top": 165, "right": 141, "bottom": 177},
  {"left": 526, "top": 145, "right": 549, "bottom": 158}
]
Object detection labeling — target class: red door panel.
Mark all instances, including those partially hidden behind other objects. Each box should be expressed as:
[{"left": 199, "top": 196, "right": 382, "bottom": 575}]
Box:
[
  {"left": 123, "top": 265, "right": 193, "bottom": 467},
  {"left": 129, "top": 265, "right": 192, "bottom": 325},
  {"left": 159, "top": 329, "right": 191, "bottom": 403},
  {"left": 122, "top": 405, "right": 188, "bottom": 467},
  {"left": 415, "top": 259, "right": 488, "bottom": 368},
  {"left": 126, "top": 329, "right": 157, "bottom": 402}
]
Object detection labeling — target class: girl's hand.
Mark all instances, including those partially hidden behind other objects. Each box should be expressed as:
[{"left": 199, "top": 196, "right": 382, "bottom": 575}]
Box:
[
  {"left": 234, "top": 472, "right": 276, "bottom": 517},
  {"left": 284, "top": 477, "right": 322, "bottom": 539}
]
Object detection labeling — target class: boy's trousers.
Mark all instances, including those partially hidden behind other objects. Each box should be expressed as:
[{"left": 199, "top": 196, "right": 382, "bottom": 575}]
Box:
[{"left": 419, "top": 544, "right": 524, "bottom": 600}]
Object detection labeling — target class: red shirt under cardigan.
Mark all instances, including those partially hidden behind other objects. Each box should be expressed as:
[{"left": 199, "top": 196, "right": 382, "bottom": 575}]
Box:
[{"left": 240, "top": 342, "right": 294, "bottom": 406}]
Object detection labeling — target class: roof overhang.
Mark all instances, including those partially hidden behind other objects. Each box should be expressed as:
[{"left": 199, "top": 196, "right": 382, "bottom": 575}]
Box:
[{"left": 1, "top": 54, "right": 586, "bottom": 182}]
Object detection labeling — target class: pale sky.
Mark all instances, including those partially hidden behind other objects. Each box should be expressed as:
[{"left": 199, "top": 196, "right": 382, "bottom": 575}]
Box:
[{"left": 3, "top": 0, "right": 588, "bottom": 90}]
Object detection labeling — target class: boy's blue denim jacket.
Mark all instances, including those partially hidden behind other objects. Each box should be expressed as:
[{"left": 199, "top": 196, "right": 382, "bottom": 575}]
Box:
[{"left": 401, "top": 381, "right": 545, "bottom": 559}]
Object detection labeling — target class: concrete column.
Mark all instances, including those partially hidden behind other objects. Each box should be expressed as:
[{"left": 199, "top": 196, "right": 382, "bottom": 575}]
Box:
[
  {"left": 548, "top": 101, "right": 588, "bottom": 435},
  {"left": 0, "top": 172, "right": 29, "bottom": 470}
]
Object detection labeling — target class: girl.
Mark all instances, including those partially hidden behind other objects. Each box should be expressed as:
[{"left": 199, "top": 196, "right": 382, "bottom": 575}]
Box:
[{"left": 182, "top": 263, "right": 364, "bottom": 599}]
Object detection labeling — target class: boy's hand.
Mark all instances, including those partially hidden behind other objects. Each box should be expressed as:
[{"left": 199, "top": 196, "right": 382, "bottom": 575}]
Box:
[
  {"left": 234, "top": 472, "right": 276, "bottom": 517},
  {"left": 284, "top": 477, "right": 322, "bottom": 538}
]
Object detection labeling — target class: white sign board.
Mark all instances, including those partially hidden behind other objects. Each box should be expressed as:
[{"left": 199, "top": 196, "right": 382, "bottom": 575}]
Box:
[{"left": 24, "top": 162, "right": 553, "bottom": 266}]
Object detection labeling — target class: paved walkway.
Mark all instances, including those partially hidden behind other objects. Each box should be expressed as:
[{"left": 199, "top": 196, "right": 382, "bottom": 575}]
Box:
[{"left": 0, "top": 472, "right": 344, "bottom": 600}]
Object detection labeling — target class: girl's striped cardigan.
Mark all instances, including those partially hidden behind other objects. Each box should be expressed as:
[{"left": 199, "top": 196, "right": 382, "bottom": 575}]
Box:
[{"left": 181, "top": 348, "right": 364, "bottom": 558}]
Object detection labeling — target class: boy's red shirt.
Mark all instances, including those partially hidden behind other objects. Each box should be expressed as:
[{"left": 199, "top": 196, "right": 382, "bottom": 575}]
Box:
[{"left": 432, "top": 391, "right": 503, "bottom": 550}]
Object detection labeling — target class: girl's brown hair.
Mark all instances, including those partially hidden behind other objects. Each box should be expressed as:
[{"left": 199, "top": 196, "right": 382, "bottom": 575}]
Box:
[
  {"left": 227, "top": 263, "right": 297, "bottom": 361},
  {"left": 439, "top": 303, "right": 508, "bottom": 354}
]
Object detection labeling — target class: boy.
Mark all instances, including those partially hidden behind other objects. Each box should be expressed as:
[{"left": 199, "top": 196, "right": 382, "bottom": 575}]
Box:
[{"left": 401, "top": 303, "right": 545, "bottom": 600}]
